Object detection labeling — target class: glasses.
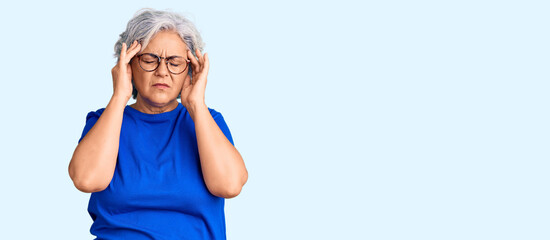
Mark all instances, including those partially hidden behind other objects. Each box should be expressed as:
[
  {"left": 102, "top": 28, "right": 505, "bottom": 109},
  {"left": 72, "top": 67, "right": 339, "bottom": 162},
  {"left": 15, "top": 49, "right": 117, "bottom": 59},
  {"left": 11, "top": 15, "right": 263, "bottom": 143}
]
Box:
[{"left": 135, "top": 53, "right": 190, "bottom": 75}]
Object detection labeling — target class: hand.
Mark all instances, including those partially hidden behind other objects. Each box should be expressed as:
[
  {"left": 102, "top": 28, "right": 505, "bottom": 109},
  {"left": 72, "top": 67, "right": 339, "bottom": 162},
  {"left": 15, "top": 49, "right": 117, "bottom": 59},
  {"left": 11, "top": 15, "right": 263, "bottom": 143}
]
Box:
[
  {"left": 181, "top": 49, "right": 209, "bottom": 109},
  {"left": 111, "top": 40, "right": 141, "bottom": 100}
]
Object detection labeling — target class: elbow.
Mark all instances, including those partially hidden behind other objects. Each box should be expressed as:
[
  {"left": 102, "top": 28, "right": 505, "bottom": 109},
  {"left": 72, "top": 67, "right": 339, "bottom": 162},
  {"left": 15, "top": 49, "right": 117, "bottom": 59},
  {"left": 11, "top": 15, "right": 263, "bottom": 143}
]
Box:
[
  {"left": 72, "top": 177, "right": 109, "bottom": 193},
  {"left": 69, "top": 165, "right": 108, "bottom": 193},
  {"left": 211, "top": 171, "right": 248, "bottom": 199},
  {"left": 214, "top": 185, "right": 243, "bottom": 199},
  {"left": 68, "top": 156, "right": 111, "bottom": 193}
]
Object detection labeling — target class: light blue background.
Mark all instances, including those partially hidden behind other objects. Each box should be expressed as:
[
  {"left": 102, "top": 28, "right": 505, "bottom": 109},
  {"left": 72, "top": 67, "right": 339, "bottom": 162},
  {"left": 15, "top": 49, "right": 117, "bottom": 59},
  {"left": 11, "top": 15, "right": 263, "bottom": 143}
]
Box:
[{"left": 0, "top": 0, "right": 548, "bottom": 239}]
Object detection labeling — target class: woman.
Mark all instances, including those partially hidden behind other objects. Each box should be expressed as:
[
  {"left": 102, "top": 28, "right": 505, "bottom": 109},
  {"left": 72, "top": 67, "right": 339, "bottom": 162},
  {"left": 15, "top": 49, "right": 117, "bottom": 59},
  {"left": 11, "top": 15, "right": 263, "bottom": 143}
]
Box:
[{"left": 68, "top": 8, "right": 248, "bottom": 239}]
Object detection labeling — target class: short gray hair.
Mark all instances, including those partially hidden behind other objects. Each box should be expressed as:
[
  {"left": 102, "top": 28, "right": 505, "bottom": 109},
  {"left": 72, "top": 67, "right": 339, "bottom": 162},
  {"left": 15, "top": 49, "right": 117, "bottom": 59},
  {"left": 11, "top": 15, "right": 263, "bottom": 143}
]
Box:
[{"left": 114, "top": 8, "right": 205, "bottom": 99}]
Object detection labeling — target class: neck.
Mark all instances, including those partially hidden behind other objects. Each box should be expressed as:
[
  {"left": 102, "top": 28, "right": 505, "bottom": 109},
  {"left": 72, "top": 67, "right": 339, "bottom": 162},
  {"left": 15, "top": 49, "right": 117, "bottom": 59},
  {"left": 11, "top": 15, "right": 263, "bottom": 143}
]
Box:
[{"left": 131, "top": 96, "right": 179, "bottom": 114}]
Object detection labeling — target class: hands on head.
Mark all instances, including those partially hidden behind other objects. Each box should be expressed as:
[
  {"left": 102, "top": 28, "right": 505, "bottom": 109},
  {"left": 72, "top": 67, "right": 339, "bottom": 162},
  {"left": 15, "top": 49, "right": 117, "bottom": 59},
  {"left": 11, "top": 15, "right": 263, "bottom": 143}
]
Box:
[
  {"left": 110, "top": 39, "right": 211, "bottom": 110},
  {"left": 181, "top": 48, "right": 209, "bottom": 109},
  {"left": 111, "top": 40, "right": 142, "bottom": 101}
]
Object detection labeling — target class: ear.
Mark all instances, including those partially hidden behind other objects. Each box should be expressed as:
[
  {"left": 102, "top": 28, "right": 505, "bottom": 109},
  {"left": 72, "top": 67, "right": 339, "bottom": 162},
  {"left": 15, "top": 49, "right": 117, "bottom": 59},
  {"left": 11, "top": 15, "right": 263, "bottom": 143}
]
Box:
[
  {"left": 183, "top": 72, "right": 191, "bottom": 88},
  {"left": 132, "top": 77, "right": 138, "bottom": 99}
]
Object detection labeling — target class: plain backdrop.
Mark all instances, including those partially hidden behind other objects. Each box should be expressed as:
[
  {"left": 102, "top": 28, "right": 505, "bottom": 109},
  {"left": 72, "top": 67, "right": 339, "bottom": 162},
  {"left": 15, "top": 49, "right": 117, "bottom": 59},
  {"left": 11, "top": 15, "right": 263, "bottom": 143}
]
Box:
[{"left": 0, "top": 0, "right": 548, "bottom": 239}]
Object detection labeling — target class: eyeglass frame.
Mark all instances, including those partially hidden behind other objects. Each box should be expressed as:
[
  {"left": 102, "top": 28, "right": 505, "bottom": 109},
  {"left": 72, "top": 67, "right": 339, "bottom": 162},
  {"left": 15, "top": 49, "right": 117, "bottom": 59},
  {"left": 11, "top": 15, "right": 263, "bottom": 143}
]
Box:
[{"left": 134, "top": 53, "right": 191, "bottom": 75}]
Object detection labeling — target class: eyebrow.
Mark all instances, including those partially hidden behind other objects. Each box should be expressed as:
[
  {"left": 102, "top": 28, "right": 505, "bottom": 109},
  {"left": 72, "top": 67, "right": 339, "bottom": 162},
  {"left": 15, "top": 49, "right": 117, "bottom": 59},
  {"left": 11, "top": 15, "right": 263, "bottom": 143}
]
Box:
[{"left": 144, "top": 53, "right": 185, "bottom": 58}]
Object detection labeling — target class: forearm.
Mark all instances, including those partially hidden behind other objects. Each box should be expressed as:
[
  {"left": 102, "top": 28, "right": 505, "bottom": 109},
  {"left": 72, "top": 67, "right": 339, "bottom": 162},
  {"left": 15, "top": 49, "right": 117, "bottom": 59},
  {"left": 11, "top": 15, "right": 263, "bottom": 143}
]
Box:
[
  {"left": 68, "top": 95, "right": 127, "bottom": 193},
  {"left": 189, "top": 104, "right": 248, "bottom": 198}
]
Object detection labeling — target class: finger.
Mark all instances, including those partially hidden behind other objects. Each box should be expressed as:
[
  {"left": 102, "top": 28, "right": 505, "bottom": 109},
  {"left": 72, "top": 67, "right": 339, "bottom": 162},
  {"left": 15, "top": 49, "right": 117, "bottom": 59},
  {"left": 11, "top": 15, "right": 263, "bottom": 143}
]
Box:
[
  {"left": 119, "top": 43, "right": 130, "bottom": 68},
  {"left": 203, "top": 53, "right": 209, "bottom": 74},
  {"left": 126, "top": 40, "right": 139, "bottom": 56},
  {"left": 188, "top": 49, "right": 199, "bottom": 66},
  {"left": 126, "top": 40, "right": 139, "bottom": 53},
  {"left": 128, "top": 42, "right": 141, "bottom": 58},
  {"left": 120, "top": 42, "right": 127, "bottom": 59},
  {"left": 195, "top": 49, "right": 204, "bottom": 65},
  {"left": 126, "top": 40, "right": 134, "bottom": 51},
  {"left": 188, "top": 50, "right": 200, "bottom": 72},
  {"left": 122, "top": 41, "right": 141, "bottom": 65}
]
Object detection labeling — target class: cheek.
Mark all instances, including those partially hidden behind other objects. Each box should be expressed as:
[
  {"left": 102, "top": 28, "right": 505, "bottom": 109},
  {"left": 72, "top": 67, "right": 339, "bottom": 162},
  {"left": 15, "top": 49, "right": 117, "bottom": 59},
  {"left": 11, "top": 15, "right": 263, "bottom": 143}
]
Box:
[
  {"left": 131, "top": 66, "right": 147, "bottom": 85},
  {"left": 175, "top": 77, "right": 186, "bottom": 88}
]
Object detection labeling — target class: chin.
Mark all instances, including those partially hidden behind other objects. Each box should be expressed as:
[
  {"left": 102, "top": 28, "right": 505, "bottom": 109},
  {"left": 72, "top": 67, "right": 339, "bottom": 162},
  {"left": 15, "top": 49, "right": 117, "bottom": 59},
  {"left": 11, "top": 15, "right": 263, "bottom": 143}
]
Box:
[{"left": 143, "top": 93, "right": 178, "bottom": 105}]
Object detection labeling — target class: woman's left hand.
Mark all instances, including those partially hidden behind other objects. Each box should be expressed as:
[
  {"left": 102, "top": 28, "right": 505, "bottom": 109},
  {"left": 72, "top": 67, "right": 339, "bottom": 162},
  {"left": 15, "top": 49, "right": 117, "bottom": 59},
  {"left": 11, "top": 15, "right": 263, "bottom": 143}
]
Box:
[{"left": 181, "top": 49, "right": 209, "bottom": 110}]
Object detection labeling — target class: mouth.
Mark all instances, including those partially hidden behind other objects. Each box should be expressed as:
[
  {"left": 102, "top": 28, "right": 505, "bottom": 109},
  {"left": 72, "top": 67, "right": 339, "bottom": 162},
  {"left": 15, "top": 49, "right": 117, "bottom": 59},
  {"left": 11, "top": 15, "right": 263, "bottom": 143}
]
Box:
[{"left": 153, "top": 83, "right": 170, "bottom": 89}]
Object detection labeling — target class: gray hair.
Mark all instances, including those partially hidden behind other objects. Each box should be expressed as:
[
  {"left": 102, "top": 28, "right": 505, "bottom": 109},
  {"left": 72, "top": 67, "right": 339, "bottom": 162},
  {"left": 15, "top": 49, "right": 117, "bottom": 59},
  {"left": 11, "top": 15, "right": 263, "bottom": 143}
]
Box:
[{"left": 114, "top": 8, "right": 205, "bottom": 99}]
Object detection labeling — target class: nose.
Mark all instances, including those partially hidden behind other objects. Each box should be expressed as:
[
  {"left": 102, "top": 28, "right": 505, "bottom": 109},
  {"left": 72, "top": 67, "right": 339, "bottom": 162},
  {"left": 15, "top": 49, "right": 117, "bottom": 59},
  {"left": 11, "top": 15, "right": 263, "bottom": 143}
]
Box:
[{"left": 154, "top": 58, "right": 169, "bottom": 77}]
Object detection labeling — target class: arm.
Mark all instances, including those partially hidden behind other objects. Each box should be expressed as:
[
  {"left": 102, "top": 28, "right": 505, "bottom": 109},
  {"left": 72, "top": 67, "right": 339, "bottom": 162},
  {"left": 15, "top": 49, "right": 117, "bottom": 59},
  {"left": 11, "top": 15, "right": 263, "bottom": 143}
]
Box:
[
  {"left": 69, "top": 40, "right": 140, "bottom": 193},
  {"left": 68, "top": 95, "right": 127, "bottom": 193},
  {"left": 188, "top": 104, "right": 248, "bottom": 199}
]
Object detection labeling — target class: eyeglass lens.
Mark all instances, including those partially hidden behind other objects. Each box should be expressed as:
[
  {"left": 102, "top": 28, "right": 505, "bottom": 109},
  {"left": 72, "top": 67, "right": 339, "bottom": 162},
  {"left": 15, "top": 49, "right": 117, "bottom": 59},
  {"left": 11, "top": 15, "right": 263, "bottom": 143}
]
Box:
[{"left": 139, "top": 54, "right": 188, "bottom": 74}]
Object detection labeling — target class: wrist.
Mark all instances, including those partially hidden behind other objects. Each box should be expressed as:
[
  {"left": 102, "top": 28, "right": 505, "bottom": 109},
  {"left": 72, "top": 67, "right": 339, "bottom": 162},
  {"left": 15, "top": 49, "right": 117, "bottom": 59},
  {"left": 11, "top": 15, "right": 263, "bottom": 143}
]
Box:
[
  {"left": 111, "top": 94, "right": 131, "bottom": 105},
  {"left": 186, "top": 102, "right": 207, "bottom": 118}
]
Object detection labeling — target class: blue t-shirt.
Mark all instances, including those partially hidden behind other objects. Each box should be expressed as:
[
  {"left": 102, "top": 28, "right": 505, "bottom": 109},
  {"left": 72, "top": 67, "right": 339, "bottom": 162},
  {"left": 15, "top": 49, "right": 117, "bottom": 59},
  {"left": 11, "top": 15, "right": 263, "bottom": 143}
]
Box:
[{"left": 77, "top": 103, "right": 234, "bottom": 240}]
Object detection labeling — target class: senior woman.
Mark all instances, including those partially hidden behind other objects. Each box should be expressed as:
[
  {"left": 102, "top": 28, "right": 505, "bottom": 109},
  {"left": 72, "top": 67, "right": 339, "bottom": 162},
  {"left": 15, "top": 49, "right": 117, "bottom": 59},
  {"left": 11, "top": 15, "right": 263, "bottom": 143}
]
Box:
[{"left": 68, "top": 8, "right": 248, "bottom": 239}]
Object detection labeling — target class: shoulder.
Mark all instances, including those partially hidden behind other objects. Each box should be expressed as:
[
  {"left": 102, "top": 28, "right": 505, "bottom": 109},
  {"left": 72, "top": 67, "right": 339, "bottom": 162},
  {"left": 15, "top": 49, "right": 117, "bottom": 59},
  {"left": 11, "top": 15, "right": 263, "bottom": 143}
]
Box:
[
  {"left": 85, "top": 107, "right": 106, "bottom": 121},
  {"left": 207, "top": 107, "right": 222, "bottom": 118},
  {"left": 206, "top": 107, "right": 231, "bottom": 126}
]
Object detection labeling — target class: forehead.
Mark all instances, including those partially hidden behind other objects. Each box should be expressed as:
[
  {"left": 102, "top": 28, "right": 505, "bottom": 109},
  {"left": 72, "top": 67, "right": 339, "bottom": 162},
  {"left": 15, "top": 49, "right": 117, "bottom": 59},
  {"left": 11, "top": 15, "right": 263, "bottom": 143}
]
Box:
[{"left": 142, "top": 30, "right": 188, "bottom": 55}]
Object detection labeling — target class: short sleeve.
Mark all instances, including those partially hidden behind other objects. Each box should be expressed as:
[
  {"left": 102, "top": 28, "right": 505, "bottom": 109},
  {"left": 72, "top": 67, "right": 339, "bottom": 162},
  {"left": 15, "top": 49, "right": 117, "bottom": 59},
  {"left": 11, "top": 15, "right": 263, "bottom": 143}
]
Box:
[
  {"left": 209, "top": 109, "right": 235, "bottom": 146},
  {"left": 78, "top": 109, "right": 104, "bottom": 144}
]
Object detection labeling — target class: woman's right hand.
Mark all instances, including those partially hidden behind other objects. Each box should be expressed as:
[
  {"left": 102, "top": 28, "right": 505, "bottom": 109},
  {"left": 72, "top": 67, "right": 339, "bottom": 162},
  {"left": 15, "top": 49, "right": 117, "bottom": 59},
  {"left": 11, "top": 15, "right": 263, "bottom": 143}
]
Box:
[{"left": 111, "top": 40, "right": 141, "bottom": 100}]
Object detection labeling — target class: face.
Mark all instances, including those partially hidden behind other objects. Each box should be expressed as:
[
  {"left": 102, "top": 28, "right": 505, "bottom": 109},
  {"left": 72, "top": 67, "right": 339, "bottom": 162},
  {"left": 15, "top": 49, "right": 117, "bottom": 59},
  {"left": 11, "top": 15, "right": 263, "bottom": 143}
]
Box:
[{"left": 131, "top": 30, "right": 189, "bottom": 106}]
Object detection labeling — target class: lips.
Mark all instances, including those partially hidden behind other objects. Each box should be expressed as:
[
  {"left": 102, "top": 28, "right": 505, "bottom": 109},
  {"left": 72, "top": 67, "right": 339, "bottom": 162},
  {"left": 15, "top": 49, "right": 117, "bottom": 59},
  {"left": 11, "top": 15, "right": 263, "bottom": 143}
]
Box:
[{"left": 153, "top": 83, "right": 170, "bottom": 88}]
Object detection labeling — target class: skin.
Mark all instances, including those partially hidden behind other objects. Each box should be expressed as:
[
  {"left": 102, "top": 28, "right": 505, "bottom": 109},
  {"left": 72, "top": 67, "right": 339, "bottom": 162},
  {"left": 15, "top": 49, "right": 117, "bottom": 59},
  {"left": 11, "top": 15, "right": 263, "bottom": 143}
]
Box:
[{"left": 68, "top": 30, "right": 248, "bottom": 198}]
